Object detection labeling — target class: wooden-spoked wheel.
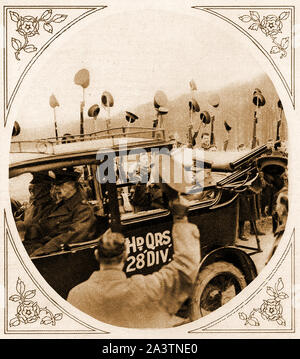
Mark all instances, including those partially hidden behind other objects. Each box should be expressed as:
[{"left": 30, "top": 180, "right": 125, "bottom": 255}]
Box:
[{"left": 189, "top": 261, "right": 247, "bottom": 320}]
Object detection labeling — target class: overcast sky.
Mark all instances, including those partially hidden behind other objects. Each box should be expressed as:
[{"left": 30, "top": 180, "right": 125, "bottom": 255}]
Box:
[{"left": 11, "top": 8, "right": 266, "bottom": 138}]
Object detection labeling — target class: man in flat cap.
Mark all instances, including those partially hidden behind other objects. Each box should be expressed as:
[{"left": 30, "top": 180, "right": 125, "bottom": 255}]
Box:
[
  {"left": 29, "top": 168, "right": 97, "bottom": 256},
  {"left": 67, "top": 193, "right": 200, "bottom": 328}
]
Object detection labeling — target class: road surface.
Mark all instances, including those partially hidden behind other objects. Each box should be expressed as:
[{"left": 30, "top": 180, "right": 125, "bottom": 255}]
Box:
[{"left": 235, "top": 216, "right": 276, "bottom": 273}]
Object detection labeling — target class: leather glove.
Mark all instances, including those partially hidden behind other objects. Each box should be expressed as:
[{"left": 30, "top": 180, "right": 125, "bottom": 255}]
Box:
[
  {"left": 24, "top": 224, "right": 42, "bottom": 241},
  {"left": 31, "top": 247, "right": 46, "bottom": 257},
  {"left": 169, "top": 195, "right": 189, "bottom": 219}
]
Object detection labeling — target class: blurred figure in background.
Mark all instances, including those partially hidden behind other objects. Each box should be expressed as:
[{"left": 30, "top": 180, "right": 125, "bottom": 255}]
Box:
[
  {"left": 256, "top": 153, "right": 288, "bottom": 263},
  {"left": 200, "top": 132, "right": 211, "bottom": 151},
  {"left": 260, "top": 139, "right": 276, "bottom": 217},
  {"left": 263, "top": 164, "right": 288, "bottom": 235},
  {"left": 238, "top": 188, "right": 264, "bottom": 241},
  {"left": 268, "top": 184, "right": 288, "bottom": 260},
  {"left": 237, "top": 143, "right": 265, "bottom": 241},
  {"left": 130, "top": 152, "right": 166, "bottom": 212},
  {"left": 277, "top": 140, "right": 288, "bottom": 157},
  {"left": 19, "top": 172, "right": 55, "bottom": 253},
  {"left": 264, "top": 166, "right": 288, "bottom": 263},
  {"left": 237, "top": 143, "right": 246, "bottom": 152}
]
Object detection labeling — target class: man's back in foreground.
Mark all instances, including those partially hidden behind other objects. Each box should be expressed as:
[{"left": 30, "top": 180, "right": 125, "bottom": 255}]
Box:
[{"left": 67, "top": 199, "right": 200, "bottom": 328}]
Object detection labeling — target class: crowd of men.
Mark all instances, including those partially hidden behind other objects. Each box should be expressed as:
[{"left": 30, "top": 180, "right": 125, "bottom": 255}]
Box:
[{"left": 184, "top": 131, "right": 289, "bottom": 246}]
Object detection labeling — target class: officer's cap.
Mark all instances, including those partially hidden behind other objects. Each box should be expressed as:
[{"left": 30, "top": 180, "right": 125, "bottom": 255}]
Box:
[
  {"left": 53, "top": 168, "right": 81, "bottom": 184},
  {"left": 30, "top": 171, "right": 54, "bottom": 185}
]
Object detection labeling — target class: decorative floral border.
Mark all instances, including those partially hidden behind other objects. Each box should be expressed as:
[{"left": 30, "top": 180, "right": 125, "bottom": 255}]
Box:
[
  {"left": 3, "top": 4, "right": 295, "bottom": 336},
  {"left": 238, "top": 278, "right": 289, "bottom": 326},
  {"left": 239, "top": 10, "right": 290, "bottom": 59},
  {"left": 9, "top": 278, "right": 63, "bottom": 327},
  {"left": 9, "top": 9, "right": 67, "bottom": 60}
]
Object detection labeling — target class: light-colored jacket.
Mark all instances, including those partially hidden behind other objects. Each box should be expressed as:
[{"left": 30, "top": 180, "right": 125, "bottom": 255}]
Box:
[{"left": 67, "top": 217, "right": 200, "bottom": 328}]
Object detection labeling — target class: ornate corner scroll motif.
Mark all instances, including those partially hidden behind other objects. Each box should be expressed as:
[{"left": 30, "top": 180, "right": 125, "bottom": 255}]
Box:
[
  {"left": 4, "top": 6, "right": 107, "bottom": 127},
  {"left": 239, "top": 10, "right": 290, "bottom": 59},
  {"left": 9, "top": 9, "right": 67, "bottom": 61},
  {"left": 4, "top": 211, "right": 110, "bottom": 334},
  {"left": 192, "top": 6, "right": 295, "bottom": 107},
  {"left": 9, "top": 277, "right": 63, "bottom": 327},
  {"left": 238, "top": 278, "right": 289, "bottom": 327},
  {"left": 188, "top": 230, "right": 294, "bottom": 333}
]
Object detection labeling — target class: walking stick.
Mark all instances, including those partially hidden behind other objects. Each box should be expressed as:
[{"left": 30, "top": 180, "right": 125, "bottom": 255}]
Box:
[
  {"left": 252, "top": 88, "right": 266, "bottom": 149},
  {"left": 74, "top": 68, "right": 90, "bottom": 139},
  {"left": 88, "top": 104, "right": 100, "bottom": 133},
  {"left": 188, "top": 79, "right": 200, "bottom": 147},
  {"left": 153, "top": 90, "right": 168, "bottom": 138},
  {"left": 101, "top": 91, "right": 114, "bottom": 133},
  {"left": 275, "top": 99, "right": 283, "bottom": 150},
  {"left": 223, "top": 121, "right": 232, "bottom": 151},
  {"left": 208, "top": 93, "right": 220, "bottom": 147},
  {"left": 49, "top": 94, "right": 60, "bottom": 141}
]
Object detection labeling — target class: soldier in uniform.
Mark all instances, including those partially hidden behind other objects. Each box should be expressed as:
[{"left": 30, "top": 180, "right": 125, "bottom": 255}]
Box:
[
  {"left": 18, "top": 172, "right": 55, "bottom": 254},
  {"left": 29, "top": 168, "right": 97, "bottom": 256}
]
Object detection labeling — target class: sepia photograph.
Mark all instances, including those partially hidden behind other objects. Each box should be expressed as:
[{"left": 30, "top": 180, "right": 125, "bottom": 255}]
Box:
[{"left": 1, "top": 0, "right": 298, "bottom": 340}]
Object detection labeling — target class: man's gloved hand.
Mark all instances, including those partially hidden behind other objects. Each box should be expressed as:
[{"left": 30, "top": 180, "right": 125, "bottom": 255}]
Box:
[
  {"left": 31, "top": 247, "right": 46, "bottom": 257},
  {"left": 30, "top": 237, "right": 62, "bottom": 257},
  {"left": 169, "top": 195, "right": 189, "bottom": 219},
  {"left": 24, "top": 224, "right": 42, "bottom": 241}
]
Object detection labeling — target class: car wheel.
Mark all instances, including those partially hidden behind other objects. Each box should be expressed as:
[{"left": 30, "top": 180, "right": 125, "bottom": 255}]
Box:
[{"left": 189, "top": 261, "right": 247, "bottom": 320}]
